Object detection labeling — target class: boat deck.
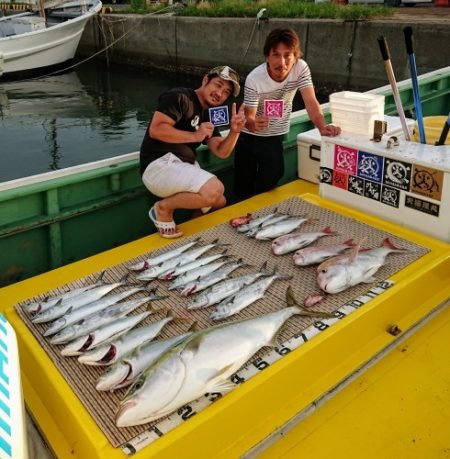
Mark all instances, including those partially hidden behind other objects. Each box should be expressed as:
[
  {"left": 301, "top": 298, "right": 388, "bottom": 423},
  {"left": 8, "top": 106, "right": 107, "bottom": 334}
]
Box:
[{"left": 3, "top": 179, "right": 450, "bottom": 458}]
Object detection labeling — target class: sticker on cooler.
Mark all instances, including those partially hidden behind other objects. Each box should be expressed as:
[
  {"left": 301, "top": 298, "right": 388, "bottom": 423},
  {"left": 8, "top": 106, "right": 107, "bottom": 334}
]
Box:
[
  {"left": 209, "top": 106, "right": 229, "bottom": 127},
  {"left": 382, "top": 158, "right": 412, "bottom": 191},
  {"left": 357, "top": 151, "right": 384, "bottom": 183},
  {"left": 334, "top": 144, "right": 358, "bottom": 175},
  {"left": 263, "top": 100, "right": 284, "bottom": 118},
  {"left": 410, "top": 165, "right": 443, "bottom": 201}
]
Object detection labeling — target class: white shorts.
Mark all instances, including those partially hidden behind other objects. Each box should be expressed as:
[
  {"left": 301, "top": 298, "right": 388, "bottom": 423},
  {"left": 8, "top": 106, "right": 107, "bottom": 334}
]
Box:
[{"left": 142, "top": 153, "right": 215, "bottom": 212}]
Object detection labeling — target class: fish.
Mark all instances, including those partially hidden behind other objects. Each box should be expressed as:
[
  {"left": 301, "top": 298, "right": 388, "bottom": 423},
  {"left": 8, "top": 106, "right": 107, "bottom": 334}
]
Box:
[
  {"left": 293, "top": 239, "right": 355, "bottom": 266},
  {"left": 210, "top": 268, "right": 292, "bottom": 321},
  {"left": 56, "top": 311, "right": 150, "bottom": 350},
  {"left": 96, "top": 327, "right": 196, "bottom": 391},
  {"left": 128, "top": 238, "right": 201, "bottom": 271},
  {"left": 161, "top": 251, "right": 228, "bottom": 282},
  {"left": 58, "top": 292, "right": 166, "bottom": 356},
  {"left": 316, "top": 238, "right": 408, "bottom": 294},
  {"left": 115, "top": 288, "right": 333, "bottom": 427},
  {"left": 186, "top": 263, "right": 269, "bottom": 310},
  {"left": 24, "top": 272, "right": 107, "bottom": 315},
  {"left": 77, "top": 311, "right": 176, "bottom": 365},
  {"left": 253, "top": 216, "right": 308, "bottom": 241},
  {"left": 180, "top": 259, "right": 246, "bottom": 297},
  {"left": 229, "top": 213, "right": 252, "bottom": 228},
  {"left": 272, "top": 226, "right": 337, "bottom": 256},
  {"left": 136, "top": 239, "right": 226, "bottom": 281},
  {"left": 236, "top": 208, "right": 282, "bottom": 233},
  {"left": 32, "top": 274, "right": 131, "bottom": 324},
  {"left": 44, "top": 286, "right": 147, "bottom": 337},
  {"left": 244, "top": 214, "right": 292, "bottom": 237}
]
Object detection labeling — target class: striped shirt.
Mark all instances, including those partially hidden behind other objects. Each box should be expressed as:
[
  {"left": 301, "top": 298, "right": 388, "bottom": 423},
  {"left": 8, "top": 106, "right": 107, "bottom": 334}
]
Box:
[{"left": 242, "top": 59, "right": 313, "bottom": 136}]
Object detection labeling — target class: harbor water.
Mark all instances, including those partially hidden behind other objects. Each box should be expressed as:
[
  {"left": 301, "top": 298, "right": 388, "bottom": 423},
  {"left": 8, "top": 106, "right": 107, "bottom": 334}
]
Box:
[{"left": 0, "top": 60, "right": 329, "bottom": 183}]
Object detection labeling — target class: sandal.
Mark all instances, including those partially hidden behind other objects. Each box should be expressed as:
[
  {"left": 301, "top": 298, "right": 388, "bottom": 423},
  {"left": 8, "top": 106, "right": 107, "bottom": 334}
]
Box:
[{"left": 148, "top": 205, "right": 184, "bottom": 239}]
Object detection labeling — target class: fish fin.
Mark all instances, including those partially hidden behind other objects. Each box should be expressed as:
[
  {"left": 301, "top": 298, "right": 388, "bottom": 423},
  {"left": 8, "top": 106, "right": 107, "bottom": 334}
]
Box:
[
  {"left": 362, "top": 276, "right": 377, "bottom": 283},
  {"left": 287, "top": 287, "right": 334, "bottom": 318},
  {"left": 119, "top": 272, "right": 131, "bottom": 284},
  {"left": 187, "top": 321, "right": 200, "bottom": 332},
  {"left": 259, "top": 261, "right": 269, "bottom": 274},
  {"left": 343, "top": 239, "right": 355, "bottom": 247},
  {"left": 382, "top": 237, "right": 408, "bottom": 252},
  {"left": 210, "top": 380, "right": 236, "bottom": 394},
  {"left": 274, "top": 266, "right": 292, "bottom": 281},
  {"left": 322, "top": 226, "right": 338, "bottom": 236}
]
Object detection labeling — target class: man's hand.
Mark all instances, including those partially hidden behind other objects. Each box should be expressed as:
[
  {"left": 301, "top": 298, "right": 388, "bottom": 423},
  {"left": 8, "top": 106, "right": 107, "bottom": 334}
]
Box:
[
  {"left": 196, "top": 122, "right": 215, "bottom": 141},
  {"left": 319, "top": 124, "right": 341, "bottom": 136},
  {"left": 230, "top": 103, "right": 246, "bottom": 133}
]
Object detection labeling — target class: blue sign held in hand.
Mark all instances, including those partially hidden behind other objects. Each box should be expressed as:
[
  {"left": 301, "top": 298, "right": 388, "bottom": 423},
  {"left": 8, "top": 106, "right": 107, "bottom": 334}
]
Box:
[{"left": 209, "top": 106, "right": 229, "bottom": 127}]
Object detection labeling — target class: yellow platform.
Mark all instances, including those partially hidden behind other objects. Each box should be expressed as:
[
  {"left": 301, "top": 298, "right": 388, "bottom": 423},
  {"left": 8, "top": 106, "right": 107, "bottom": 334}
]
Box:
[{"left": 2, "top": 180, "right": 450, "bottom": 459}]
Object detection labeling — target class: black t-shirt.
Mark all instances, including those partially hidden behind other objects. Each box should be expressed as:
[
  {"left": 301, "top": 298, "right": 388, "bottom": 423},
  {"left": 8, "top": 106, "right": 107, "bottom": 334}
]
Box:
[{"left": 139, "top": 87, "right": 221, "bottom": 175}]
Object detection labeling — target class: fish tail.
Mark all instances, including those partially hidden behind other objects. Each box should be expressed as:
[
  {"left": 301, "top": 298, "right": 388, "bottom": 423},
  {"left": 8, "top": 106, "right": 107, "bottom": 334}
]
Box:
[
  {"left": 147, "top": 288, "right": 168, "bottom": 301},
  {"left": 382, "top": 237, "right": 408, "bottom": 252},
  {"left": 343, "top": 238, "right": 355, "bottom": 247},
  {"left": 322, "top": 226, "right": 338, "bottom": 235},
  {"left": 286, "top": 286, "right": 335, "bottom": 319}
]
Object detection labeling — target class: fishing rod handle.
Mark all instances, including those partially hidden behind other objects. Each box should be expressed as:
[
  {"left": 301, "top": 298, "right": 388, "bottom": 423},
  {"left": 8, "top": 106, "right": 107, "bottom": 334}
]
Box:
[
  {"left": 404, "top": 27, "right": 414, "bottom": 55},
  {"left": 377, "top": 36, "right": 390, "bottom": 62}
]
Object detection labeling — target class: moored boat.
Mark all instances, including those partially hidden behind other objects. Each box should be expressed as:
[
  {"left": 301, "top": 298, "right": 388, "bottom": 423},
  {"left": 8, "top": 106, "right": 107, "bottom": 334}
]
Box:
[{"left": 0, "top": 0, "right": 102, "bottom": 78}]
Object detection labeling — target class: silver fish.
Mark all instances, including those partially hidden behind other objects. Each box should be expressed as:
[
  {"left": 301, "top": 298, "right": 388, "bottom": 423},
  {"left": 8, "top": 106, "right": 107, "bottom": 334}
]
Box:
[
  {"left": 77, "top": 313, "right": 175, "bottom": 365},
  {"left": 44, "top": 286, "right": 146, "bottom": 337},
  {"left": 136, "top": 239, "right": 226, "bottom": 281},
  {"left": 128, "top": 238, "right": 201, "bottom": 271},
  {"left": 186, "top": 263, "right": 269, "bottom": 310},
  {"left": 115, "top": 288, "right": 332, "bottom": 427},
  {"left": 166, "top": 255, "right": 229, "bottom": 288},
  {"left": 210, "top": 269, "right": 291, "bottom": 320},
  {"left": 96, "top": 331, "right": 194, "bottom": 391},
  {"left": 32, "top": 276, "right": 131, "bottom": 324},
  {"left": 272, "top": 226, "right": 337, "bottom": 256},
  {"left": 236, "top": 208, "right": 282, "bottom": 233},
  {"left": 254, "top": 216, "right": 308, "bottom": 240},
  {"left": 293, "top": 239, "right": 355, "bottom": 266},
  {"left": 58, "top": 311, "right": 150, "bottom": 352},
  {"left": 180, "top": 259, "right": 246, "bottom": 297},
  {"left": 244, "top": 214, "right": 291, "bottom": 237},
  {"left": 58, "top": 293, "right": 163, "bottom": 353},
  {"left": 316, "top": 238, "right": 407, "bottom": 294}
]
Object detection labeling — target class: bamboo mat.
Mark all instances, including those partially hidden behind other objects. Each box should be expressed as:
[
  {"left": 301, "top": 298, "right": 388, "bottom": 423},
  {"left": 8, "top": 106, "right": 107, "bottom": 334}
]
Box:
[{"left": 15, "top": 196, "right": 429, "bottom": 449}]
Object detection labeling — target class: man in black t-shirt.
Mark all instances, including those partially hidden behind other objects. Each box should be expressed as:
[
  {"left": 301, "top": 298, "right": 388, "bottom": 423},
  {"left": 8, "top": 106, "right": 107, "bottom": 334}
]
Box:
[{"left": 140, "top": 65, "right": 246, "bottom": 239}]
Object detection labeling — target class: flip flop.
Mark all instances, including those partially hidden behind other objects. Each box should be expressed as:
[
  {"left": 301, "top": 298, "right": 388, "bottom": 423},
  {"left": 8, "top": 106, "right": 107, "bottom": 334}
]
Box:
[{"left": 148, "top": 205, "right": 183, "bottom": 239}]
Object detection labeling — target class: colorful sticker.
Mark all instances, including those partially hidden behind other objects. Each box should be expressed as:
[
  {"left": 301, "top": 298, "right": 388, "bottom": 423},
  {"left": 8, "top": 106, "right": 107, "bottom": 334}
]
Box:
[
  {"left": 319, "top": 167, "right": 333, "bottom": 184},
  {"left": 332, "top": 170, "right": 348, "bottom": 190},
  {"left": 209, "top": 106, "right": 229, "bottom": 127},
  {"left": 410, "top": 165, "right": 443, "bottom": 201},
  {"left": 334, "top": 145, "right": 358, "bottom": 175},
  {"left": 263, "top": 99, "right": 284, "bottom": 118},
  {"left": 405, "top": 194, "right": 440, "bottom": 217},
  {"left": 348, "top": 175, "right": 364, "bottom": 196},
  {"left": 383, "top": 158, "right": 412, "bottom": 191},
  {"left": 381, "top": 185, "right": 401, "bottom": 208},
  {"left": 357, "top": 151, "right": 384, "bottom": 183},
  {"left": 364, "top": 180, "right": 381, "bottom": 201}
]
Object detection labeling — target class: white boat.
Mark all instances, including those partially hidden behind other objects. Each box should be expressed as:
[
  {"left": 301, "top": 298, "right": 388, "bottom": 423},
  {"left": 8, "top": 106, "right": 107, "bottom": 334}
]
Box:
[{"left": 0, "top": 0, "right": 102, "bottom": 78}]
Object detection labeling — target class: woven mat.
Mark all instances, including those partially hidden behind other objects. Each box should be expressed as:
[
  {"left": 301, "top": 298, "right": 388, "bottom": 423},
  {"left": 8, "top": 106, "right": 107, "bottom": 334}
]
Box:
[{"left": 15, "top": 196, "right": 429, "bottom": 448}]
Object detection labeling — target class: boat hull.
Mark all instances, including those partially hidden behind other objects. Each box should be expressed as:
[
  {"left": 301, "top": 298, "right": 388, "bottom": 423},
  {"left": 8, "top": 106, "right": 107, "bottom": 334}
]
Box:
[{"left": 0, "top": 1, "right": 101, "bottom": 76}]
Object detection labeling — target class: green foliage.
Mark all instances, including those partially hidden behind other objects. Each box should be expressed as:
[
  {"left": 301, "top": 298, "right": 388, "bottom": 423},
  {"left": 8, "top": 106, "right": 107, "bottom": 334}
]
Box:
[{"left": 177, "top": 0, "right": 392, "bottom": 20}]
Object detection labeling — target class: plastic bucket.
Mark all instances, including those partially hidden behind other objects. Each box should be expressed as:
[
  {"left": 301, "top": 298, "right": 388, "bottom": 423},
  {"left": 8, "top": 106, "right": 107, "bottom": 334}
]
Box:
[{"left": 413, "top": 116, "right": 449, "bottom": 145}]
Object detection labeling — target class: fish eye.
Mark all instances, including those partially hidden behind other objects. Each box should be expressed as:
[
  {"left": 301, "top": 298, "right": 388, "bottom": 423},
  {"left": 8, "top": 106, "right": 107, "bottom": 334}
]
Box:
[{"left": 320, "top": 268, "right": 327, "bottom": 274}]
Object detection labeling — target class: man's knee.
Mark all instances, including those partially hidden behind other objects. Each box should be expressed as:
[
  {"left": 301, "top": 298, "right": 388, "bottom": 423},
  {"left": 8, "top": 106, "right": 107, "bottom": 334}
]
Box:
[{"left": 199, "top": 178, "right": 225, "bottom": 207}]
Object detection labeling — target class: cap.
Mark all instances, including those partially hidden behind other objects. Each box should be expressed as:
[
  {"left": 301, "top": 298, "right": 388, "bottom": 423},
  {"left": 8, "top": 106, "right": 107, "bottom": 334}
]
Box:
[{"left": 207, "top": 65, "right": 240, "bottom": 97}]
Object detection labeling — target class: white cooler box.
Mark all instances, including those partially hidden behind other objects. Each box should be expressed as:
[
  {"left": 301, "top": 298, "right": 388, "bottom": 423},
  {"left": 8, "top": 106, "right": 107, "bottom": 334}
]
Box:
[
  {"left": 297, "top": 115, "right": 415, "bottom": 183},
  {"left": 319, "top": 134, "right": 450, "bottom": 242},
  {"left": 0, "top": 315, "right": 29, "bottom": 459}
]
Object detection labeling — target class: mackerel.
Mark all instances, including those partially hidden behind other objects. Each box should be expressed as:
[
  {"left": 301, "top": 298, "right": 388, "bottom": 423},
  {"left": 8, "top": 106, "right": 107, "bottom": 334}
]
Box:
[
  {"left": 128, "top": 238, "right": 201, "bottom": 271},
  {"left": 236, "top": 208, "right": 282, "bottom": 233},
  {"left": 253, "top": 216, "right": 308, "bottom": 240},
  {"left": 245, "top": 214, "right": 291, "bottom": 237},
  {"left": 136, "top": 239, "right": 226, "bottom": 281},
  {"left": 180, "top": 259, "right": 246, "bottom": 296},
  {"left": 186, "top": 263, "right": 268, "bottom": 309},
  {"left": 32, "top": 275, "right": 131, "bottom": 324},
  {"left": 56, "top": 311, "right": 150, "bottom": 350},
  {"left": 96, "top": 330, "right": 194, "bottom": 391},
  {"left": 210, "top": 269, "right": 292, "bottom": 320},
  {"left": 272, "top": 226, "right": 337, "bottom": 256},
  {"left": 115, "top": 289, "right": 333, "bottom": 427},
  {"left": 44, "top": 286, "right": 146, "bottom": 337},
  {"left": 56, "top": 292, "right": 163, "bottom": 350},
  {"left": 164, "top": 252, "right": 229, "bottom": 285}
]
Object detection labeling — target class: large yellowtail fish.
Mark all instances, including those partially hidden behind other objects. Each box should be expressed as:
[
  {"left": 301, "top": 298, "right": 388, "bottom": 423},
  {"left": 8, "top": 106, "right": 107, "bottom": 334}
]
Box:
[
  {"left": 115, "top": 287, "right": 333, "bottom": 427},
  {"left": 316, "top": 238, "right": 408, "bottom": 294}
]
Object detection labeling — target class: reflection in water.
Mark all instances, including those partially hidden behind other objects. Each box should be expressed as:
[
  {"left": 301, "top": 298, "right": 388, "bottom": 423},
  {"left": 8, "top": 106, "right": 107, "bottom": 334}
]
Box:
[{"left": 0, "top": 62, "right": 198, "bottom": 182}]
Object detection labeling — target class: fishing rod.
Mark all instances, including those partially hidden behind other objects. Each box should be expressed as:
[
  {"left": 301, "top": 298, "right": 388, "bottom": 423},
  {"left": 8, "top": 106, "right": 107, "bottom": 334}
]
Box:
[
  {"left": 403, "top": 27, "right": 426, "bottom": 144},
  {"left": 436, "top": 112, "right": 450, "bottom": 146},
  {"left": 377, "top": 35, "right": 411, "bottom": 141}
]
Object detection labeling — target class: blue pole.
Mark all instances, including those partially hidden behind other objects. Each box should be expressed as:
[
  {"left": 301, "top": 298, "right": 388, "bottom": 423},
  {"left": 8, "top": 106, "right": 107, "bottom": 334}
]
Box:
[{"left": 404, "top": 27, "right": 426, "bottom": 144}]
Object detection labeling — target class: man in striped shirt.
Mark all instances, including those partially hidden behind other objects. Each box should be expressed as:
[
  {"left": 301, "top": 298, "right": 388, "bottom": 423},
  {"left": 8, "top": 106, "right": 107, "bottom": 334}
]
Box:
[{"left": 234, "top": 28, "right": 341, "bottom": 199}]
